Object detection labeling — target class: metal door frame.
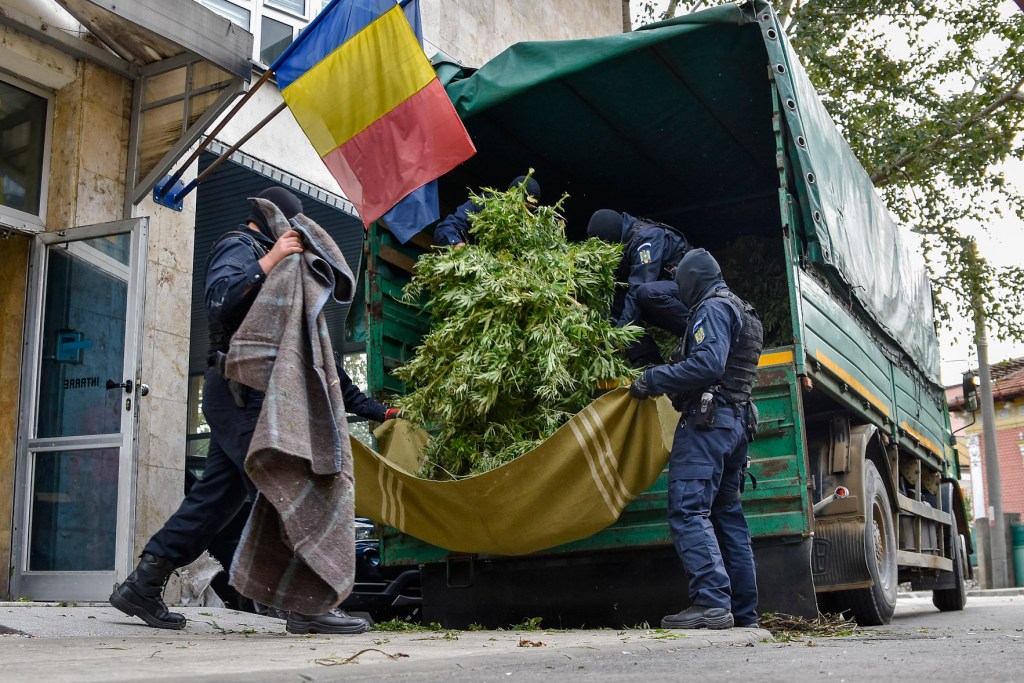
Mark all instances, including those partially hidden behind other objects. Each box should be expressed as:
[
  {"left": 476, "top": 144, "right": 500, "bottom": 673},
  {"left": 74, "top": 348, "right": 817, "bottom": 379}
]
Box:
[{"left": 12, "top": 217, "right": 148, "bottom": 600}]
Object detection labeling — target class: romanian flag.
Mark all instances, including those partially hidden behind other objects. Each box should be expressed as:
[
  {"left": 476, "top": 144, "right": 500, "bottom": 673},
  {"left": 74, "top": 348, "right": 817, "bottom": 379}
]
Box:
[{"left": 272, "top": 0, "right": 475, "bottom": 240}]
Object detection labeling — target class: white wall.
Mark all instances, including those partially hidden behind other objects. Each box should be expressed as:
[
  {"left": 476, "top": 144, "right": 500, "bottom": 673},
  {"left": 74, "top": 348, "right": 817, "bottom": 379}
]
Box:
[{"left": 423, "top": 0, "right": 622, "bottom": 67}]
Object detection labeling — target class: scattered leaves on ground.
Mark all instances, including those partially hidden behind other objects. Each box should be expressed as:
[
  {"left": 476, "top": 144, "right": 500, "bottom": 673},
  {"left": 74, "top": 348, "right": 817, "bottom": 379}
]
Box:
[{"left": 759, "top": 612, "right": 857, "bottom": 642}]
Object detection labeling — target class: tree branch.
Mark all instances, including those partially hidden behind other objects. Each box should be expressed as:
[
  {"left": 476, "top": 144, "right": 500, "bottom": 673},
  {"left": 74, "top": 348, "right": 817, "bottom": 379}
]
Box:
[{"left": 870, "top": 76, "right": 1024, "bottom": 187}]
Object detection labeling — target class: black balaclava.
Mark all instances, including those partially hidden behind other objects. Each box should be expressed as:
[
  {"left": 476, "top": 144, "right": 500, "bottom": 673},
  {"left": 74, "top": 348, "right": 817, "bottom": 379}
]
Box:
[
  {"left": 587, "top": 209, "right": 624, "bottom": 243},
  {"left": 508, "top": 175, "right": 542, "bottom": 202},
  {"left": 674, "top": 248, "right": 725, "bottom": 309},
  {"left": 247, "top": 186, "right": 304, "bottom": 239}
]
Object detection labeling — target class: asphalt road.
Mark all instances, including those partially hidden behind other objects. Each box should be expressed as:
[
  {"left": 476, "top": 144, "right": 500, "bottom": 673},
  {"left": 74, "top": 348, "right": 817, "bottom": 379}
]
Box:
[{"left": 1, "top": 592, "right": 1021, "bottom": 682}]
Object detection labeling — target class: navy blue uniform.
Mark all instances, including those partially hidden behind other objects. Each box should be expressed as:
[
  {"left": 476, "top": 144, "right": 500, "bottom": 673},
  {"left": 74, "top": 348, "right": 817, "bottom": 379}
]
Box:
[
  {"left": 145, "top": 228, "right": 386, "bottom": 566},
  {"left": 432, "top": 198, "right": 479, "bottom": 247},
  {"left": 644, "top": 289, "right": 758, "bottom": 626},
  {"left": 611, "top": 213, "right": 691, "bottom": 331},
  {"left": 589, "top": 211, "right": 692, "bottom": 367}
]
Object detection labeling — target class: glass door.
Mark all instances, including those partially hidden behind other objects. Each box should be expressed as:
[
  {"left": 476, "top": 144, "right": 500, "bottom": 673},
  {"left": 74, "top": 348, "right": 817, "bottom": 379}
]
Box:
[{"left": 12, "top": 217, "right": 147, "bottom": 600}]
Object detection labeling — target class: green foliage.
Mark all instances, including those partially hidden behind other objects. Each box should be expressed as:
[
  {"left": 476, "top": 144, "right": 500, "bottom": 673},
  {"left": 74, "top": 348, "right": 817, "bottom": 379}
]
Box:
[
  {"left": 513, "top": 616, "right": 545, "bottom": 631},
  {"left": 395, "top": 180, "right": 641, "bottom": 478},
  {"left": 633, "top": 1, "right": 1024, "bottom": 346},
  {"left": 716, "top": 235, "right": 791, "bottom": 348}
]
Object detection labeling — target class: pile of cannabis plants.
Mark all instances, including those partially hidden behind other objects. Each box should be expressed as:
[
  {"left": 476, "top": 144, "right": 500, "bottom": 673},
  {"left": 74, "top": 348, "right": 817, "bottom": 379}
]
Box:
[{"left": 395, "top": 181, "right": 640, "bottom": 478}]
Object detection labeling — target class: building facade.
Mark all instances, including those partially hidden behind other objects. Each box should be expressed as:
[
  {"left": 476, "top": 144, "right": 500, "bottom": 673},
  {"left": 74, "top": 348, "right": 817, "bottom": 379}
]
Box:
[
  {"left": 947, "top": 358, "right": 1024, "bottom": 522},
  {"left": 0, "top": 0, "right": 622, "bottom": 602}
]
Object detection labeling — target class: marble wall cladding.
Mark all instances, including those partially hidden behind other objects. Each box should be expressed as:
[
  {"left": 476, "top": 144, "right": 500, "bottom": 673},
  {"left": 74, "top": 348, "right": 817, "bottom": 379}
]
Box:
[
  {"left": 132, "top": 197, "right": 198, "bottom": 558},
  {"left": 143, "top": 328, "right": 191, "bottom": 405},
  {"left": 47, "top": 78, "right": 84, "bottom": 232},
  {"left": 45, "top": 61, "right": 130, "bottom": 231},
  {"left": 138, "top": 395, "right": 190, "bottom": 472},
  {"left": 149, "top": 205, "right": 198, "bottom": 274},
  {"left": 0, "top": 236, "right": 31, "bottom": 599},
  {"left": 74, "top": 169, "right": 123, "bottom": 228},
  {"left": 133, "top": 462, "right": 186, "bottom": 561},
  {"left": 424, "top": 0, "right": 621, "bottom": 67},
  {"left": 146, "top": 263, "right": 194, "bottom": 339}
]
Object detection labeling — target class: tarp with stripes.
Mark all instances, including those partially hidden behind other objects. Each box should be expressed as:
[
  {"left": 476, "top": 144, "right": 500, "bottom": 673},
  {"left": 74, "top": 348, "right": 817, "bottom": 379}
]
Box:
[{"left": 352, "top": 389, "right": 678, "bottom": 556}]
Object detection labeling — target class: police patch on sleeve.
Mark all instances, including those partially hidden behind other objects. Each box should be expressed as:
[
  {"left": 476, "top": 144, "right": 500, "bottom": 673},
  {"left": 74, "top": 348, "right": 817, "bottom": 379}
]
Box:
[
  {"left": 693, "top": 324, "right": 706, "bottom": 344},
  {"left": 637, "top": 242, "right": 652, "bottom": 264}
]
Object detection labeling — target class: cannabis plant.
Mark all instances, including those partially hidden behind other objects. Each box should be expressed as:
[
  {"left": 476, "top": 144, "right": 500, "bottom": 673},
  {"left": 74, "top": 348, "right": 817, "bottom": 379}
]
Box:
[{"left": 395, "top": 180, "right": 641, "bottom": 478}]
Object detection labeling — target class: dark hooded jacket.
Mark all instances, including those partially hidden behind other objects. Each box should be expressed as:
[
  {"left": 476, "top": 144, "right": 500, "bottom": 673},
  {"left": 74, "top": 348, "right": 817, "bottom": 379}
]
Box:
[
  {"left": 644, "top": 248, "right": 743, "bottom": 400},
  {"left": 588, "top": 211, "right": 690, "bottom": 327}
]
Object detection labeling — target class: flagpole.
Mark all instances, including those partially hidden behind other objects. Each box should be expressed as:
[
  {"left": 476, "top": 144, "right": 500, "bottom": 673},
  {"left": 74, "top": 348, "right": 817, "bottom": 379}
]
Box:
[
  {"left": 156, "top": 0, "right": 344, "bottom": 206},
  {"left": 169, "top": 101, "right": 288, "bottom": 205},
  {"left": 155, "top": 67, "right": 275, "bottom": 199}
]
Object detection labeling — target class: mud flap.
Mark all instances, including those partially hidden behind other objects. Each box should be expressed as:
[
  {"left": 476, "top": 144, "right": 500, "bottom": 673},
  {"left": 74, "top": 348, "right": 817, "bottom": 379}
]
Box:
[{"left": 753, "top": 536, "right": 818, "bottom": 618}]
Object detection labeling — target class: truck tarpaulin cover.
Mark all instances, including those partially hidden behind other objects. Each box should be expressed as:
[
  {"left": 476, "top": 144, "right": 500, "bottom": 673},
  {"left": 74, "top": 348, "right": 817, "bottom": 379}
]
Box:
[
  {"left": 433, "top": 0, "right": 940, "bottom": 383},
  {"left": 353, "top": 390, "right": 677, "bottom": 555}
]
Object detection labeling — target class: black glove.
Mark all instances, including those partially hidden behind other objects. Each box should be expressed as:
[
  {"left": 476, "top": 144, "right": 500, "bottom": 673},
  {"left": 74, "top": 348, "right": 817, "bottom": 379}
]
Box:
[{"left": 629, "top": 371, "right": 652, "bottom": 400}]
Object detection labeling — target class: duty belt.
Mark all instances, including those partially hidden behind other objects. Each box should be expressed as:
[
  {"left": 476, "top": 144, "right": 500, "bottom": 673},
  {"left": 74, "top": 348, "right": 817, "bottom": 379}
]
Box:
[{"left": 208, "top": 350, "right": 248, "bottom": 408}]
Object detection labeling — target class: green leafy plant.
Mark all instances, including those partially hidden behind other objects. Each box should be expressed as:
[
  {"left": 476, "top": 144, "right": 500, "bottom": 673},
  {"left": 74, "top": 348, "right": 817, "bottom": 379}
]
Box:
[
  {"left": 395, "top": 178, "right": 641, "bottom": 478},
  {"left": 715, "top": 235, "right": 791, "bottom": 349}
]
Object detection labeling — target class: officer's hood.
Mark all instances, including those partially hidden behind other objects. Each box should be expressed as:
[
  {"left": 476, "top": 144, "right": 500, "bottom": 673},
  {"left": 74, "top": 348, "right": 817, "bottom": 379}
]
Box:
[
  {"left": 675, "top": 248, "right": 725, "bottom": 308},
  {"left": 587, "top": 210, "right": 638, "bottom": 244}
]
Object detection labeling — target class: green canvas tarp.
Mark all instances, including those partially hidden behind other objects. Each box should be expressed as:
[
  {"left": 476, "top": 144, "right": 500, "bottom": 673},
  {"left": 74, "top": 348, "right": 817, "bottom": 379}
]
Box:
[{"left": 432, "top": 0, "right": 940, "bottom": 383}]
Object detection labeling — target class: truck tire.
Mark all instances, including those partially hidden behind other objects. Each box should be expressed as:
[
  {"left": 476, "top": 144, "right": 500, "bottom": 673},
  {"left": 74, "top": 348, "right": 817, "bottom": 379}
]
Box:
[
  {"left": 932, "top": 516, "right": 967, "bottom": 612},
  {"left": 843, "top": 461, "right": 897, "bottom": 625}
]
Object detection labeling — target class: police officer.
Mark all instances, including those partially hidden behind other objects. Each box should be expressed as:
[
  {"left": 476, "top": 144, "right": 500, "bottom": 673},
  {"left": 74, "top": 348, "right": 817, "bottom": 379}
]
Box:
[
  {"left": 586, "top": 209, "right": 691, "bottom": 366},
  {"left": 433, "top": 175, "right": 541, "bottom": 247},
  {"left": 109, "top": 187, "right": 393, "bottom": 634},
  {"left": 628, "top": 247, "right": 762, "bottom": 629}
]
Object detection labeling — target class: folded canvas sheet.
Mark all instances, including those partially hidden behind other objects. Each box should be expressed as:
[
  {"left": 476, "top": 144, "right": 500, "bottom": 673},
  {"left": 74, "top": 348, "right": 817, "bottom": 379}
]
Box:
[{"left": 353, "top": 389, "right": 678, "bottom": 556}]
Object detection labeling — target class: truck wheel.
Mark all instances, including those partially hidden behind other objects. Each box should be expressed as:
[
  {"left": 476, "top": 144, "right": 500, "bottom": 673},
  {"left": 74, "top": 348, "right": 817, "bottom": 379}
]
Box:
[
  {"left": 844, "top": 461, "right": 897, "bottom": 625},
  {"left": 932, "top": 517, "right": 967, "bottom": 612}
]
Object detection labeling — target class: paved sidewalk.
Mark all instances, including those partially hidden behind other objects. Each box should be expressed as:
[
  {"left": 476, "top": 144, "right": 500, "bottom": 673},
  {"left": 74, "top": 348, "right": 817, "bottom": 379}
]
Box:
[{"left": 0, "top": 603, "right": 766, "bottom": 683}]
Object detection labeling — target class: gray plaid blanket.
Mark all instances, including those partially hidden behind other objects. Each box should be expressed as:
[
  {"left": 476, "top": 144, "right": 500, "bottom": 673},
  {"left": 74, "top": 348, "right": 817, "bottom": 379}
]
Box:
[{"left": 225, "top": 197, "right": 356, "bottom": 615}]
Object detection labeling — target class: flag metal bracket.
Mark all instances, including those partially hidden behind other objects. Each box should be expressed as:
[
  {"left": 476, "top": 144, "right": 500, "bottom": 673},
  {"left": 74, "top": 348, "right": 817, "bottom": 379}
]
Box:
[{"left": 153, "top": 176, "right": 185, "bottom": 211}]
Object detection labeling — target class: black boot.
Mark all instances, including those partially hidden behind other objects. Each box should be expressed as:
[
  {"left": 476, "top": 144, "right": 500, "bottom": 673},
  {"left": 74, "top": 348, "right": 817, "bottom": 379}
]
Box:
[
  {"left": 661, "top": 605, "right": 734, "bottom": 630},
  {"left": 109, "top": 552, "right": 186, "bottom": 630},
  {"left": 286, "top": 608, "right": 370, "bottom": 634}
]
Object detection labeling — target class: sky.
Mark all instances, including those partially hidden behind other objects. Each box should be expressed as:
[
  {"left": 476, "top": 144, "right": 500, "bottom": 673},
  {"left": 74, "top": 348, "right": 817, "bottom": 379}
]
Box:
[{"left": 935, "top": 155, "right": 1024, "bottom": 386}]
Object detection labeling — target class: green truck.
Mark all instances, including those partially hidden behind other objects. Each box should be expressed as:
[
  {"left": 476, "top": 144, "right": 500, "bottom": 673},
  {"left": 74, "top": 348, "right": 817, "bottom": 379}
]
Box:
[{"left": 361, "top": 0, "right": 971, "bottom": 627}]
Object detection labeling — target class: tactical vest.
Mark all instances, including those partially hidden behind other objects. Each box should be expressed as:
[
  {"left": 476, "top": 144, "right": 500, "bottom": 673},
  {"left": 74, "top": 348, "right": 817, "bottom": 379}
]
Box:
[
  {"left": 207, "top": 230, "right": 269, "bottom": 354},
  {"left": 714, "top": 290, "right": 763, "bottom": 403}
]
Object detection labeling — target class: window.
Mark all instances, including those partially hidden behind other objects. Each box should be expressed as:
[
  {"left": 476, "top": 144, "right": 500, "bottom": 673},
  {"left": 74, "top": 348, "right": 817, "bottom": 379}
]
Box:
[
  {"left": 0, "top": 77, "right": 51, "bottom": 230},
  {"left": 266, "top": 0, "right": 306, "bottom": 16},
  {"left": 194, "top": 0, "right": 327, "bottom": 67},
  {"left": 185, "top": 374, "right": 210, "bottom": 469},
  {"left": 260, "top": 15, "right": 294, "bottom": 66},
  {"left": 201, "top": 0, "right": 251, "bottom": 28}
]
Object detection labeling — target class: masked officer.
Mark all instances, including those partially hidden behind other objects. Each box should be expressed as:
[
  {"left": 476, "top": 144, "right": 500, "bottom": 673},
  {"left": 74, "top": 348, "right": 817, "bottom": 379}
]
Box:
[
  {"left": 433, "top": 175, "right": 541, "bottom": 247},
  {"left": 586, "top": 209, "right": 691, "bottom": 366},
  {"left": 628, "top": 248, "right": 762, "bottom": 629},
  {"left": 109, "top": 187, "right": 394, "bottom": 634}
]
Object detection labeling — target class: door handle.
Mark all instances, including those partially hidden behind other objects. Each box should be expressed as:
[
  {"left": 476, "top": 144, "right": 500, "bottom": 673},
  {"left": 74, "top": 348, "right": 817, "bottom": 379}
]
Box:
[{"left": 106, "top": 378, "right": 133, "bottom": 394}]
